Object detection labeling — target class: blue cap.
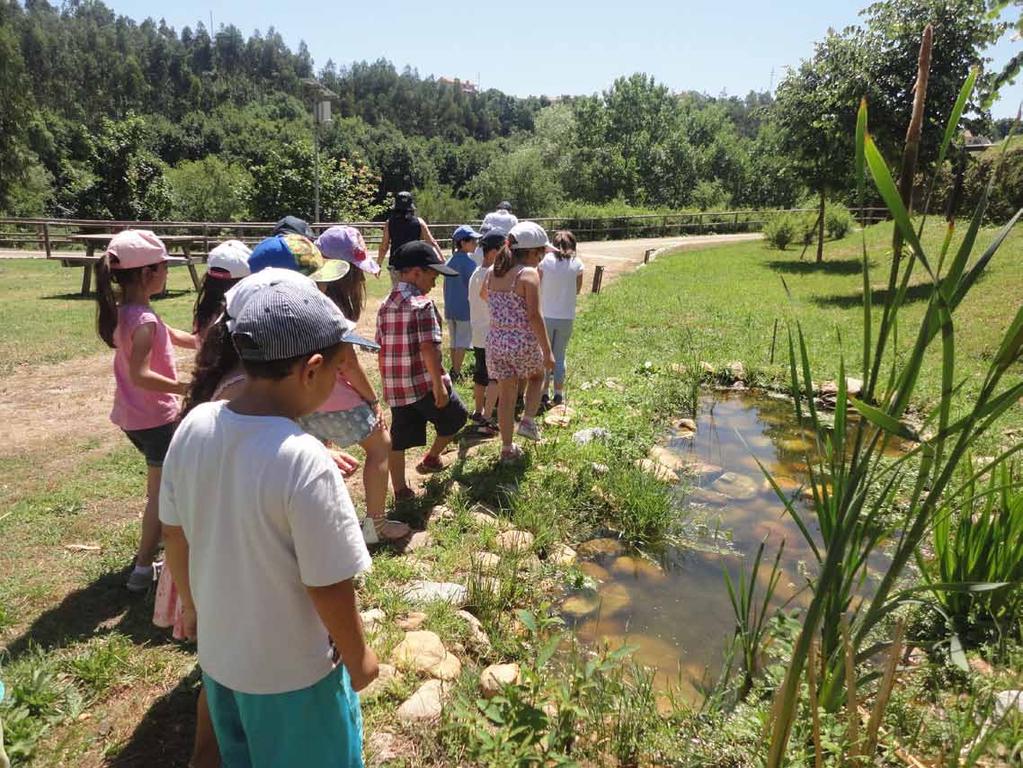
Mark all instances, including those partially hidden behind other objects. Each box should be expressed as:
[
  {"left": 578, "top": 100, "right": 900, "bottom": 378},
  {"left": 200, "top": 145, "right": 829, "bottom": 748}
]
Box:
[
  {"left": 248, "top": 235, "right": 348, "bottom": 282},
  {"left": 452, "top": 225, "right": 482, "bottom": 244}
]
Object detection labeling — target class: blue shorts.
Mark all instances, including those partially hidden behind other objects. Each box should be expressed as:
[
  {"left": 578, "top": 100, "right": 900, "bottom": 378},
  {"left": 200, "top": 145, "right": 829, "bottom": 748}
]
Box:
[
  {"left": 298, "top": 404, "right": 379, "bottom": 449},
  {"left": 203, "top": 665, "right": 363, "bottom": 768}
]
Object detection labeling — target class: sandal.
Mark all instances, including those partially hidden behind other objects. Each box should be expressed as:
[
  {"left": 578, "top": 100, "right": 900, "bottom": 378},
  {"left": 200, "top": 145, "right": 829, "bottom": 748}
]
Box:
[
  {"left": 499, "top": 445, "right": 525, "bottom": 465},
  {"left": 416, "top": 454, "right": 445, "bottom": 473},
  {"left": 362, "top": 517, "right": 412, "bottom": 544}
]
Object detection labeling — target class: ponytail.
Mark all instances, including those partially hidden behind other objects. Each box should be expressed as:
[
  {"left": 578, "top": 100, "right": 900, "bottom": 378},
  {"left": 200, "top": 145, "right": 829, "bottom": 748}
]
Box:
[
  {"left": 95, "top": 254, "right": 120, "bottom": 348},
  {"left": 95, "top": 255, "right": 146, "bottom": 348},
  {"left": 193, "top": 273, "right": 241, "bottom": 337},
  {"left": 492, "top": 236, "right": 519, "bottom": 278},
  {"left": 182, "top": 318, "right": 239, "bottom": 416},
  {"left": 324, "top": 269, "right": 366, "bottom": 322},
  {"left": 553, "top": 230, "right": 577, "bottom": 261}
]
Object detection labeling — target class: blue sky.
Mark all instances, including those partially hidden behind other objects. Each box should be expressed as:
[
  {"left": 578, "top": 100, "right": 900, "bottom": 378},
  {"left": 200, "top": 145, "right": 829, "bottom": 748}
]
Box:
[{"left": 110, "top": 0, "right": 1022, "bottom": 118}]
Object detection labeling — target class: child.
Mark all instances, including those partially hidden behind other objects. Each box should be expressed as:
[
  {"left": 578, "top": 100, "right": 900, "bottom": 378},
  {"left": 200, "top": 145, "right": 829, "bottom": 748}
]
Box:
[
  {"left": 377, "top": 240, "right": 468, "bottom": 498},
  {"left": 193, "top": 239, "right": 251, "bottom": 339},
  {"left": 94, "top": 229, "right": 196, "bottom": 592},
  {"left": 485, "top": 222, "right": 555, "bottom": 462},
  {"left": 309, "top": 225, "right": 411, "bottom": 542},
  {"left": 443, "top": 225, "right": 481, "bottom": 379},
  {"left": 538, "top": 230, "right": 584, "bottom": 408},
  {"left": 467, "top": 230, "right": 506, "bottom": 434},
  {"left": 160, "top": 277, "right": 378, "bottom": 767}
]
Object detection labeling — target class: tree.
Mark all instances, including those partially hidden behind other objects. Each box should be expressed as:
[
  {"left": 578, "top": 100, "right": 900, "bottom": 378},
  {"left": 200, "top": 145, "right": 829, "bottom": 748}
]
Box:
[
  {"left": 0, "top": 25, "right": 36, "bottom": 212},
  {"left": 166, "top": 156, "right": 252, "bottom": 221},
  {"left": 467, "top": 146, "right": 563, "bottom": 217}
]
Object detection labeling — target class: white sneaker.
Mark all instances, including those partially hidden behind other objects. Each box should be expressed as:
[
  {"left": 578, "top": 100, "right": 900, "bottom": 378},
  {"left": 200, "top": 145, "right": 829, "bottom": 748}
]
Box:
[{"left": 516, "top": 419, "right": 542, "bottom": 442}]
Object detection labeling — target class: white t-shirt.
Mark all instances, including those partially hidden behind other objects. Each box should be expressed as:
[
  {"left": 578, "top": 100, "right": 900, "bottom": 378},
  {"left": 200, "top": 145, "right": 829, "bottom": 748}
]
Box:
[
  {"left": 160, "top": 401, "right": 371, "bottom": 695},
  {"left": 539, "top": 253, "right": 585, "bottom": 320},
  {"left": 468, "top": 265, "right": 491, "bottom": 348},
  {"left": 481, "top": 210, "right": 518, "bottom": 234}
]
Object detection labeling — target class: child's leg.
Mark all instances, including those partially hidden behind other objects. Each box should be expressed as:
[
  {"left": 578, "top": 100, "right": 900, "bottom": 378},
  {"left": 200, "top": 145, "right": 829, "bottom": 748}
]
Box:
[
  {"left": 523, "top": 372, "right": 545, "bottom": 422},
  {"left": 473, "top": 383, "right": 485, "bottom": 414},
  {"left": 191, "top": 686, "right": 220, "bottom": 768},
  {"left": 388, "top": 449, "right": 408, "bottom": 494},
  {"left": 543, "top": 319, "right": 559, "bottom": 398},
  {"left": 497, "top": 379, "right": 519, "bottom": 448},
  {"left": 484, "top": 382, "right": 500, "bottom": 420},
  {"left": 359, "top": 427, "right": 390, "bottom": 520},
  {"left": 135, "top": 465, "right": 162, "bottom": 568},
  {"left": 550, "top": 319, "right": 573, "bottom": 397},
  {"left": 451, "top": 347, "right": 466, "bottom": 373}
]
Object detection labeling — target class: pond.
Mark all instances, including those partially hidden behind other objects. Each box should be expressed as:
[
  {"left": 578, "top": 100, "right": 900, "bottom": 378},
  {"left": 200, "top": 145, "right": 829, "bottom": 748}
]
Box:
[{"left": 561, "top": 390, "right": 901, "bottom": 701}]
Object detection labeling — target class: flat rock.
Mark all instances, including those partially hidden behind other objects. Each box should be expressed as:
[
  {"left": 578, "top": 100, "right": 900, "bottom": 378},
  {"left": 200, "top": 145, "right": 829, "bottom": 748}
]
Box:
[
  {"left": 544, "top": 405, "right": 576, "bottom": 427},
  {"left": 430, "top": 504, "right": 455, "bottom": 521},
  {"left": 727, "top": 361, "right": 745, "bottom": 381},
  {"left": 573, "top": 427, "right": 611, "bottom": 444},
  {"left": 611, "top": 555, "right": 667, "bottom": 582},
  {"left": 516, "top": 554, "right": 542, "bottom": 572},
  {"left": 591, "top": 462, "right": 610, "bottom": 475},
  {"left": 562, "top": 593, "right": 600, "bottom": 619},
  {"left": 604, "top": 379, "right": 625, "bottom": 392},
  {"left": 396, "top": 611, "right": 428, "bottom": 631},
  {"left": 710, "top": 472, "right": 759, "bottom": 500},
  {"left": 397, "top": 680, "right": 448, "bottom": 722},
  {"left": 598, "top": 582, "right": 632, "bottom": 615},
  {"left": 471, "top": 551, "right": 501, "bottom": 573},
  {"left": 677, "top": 418, "right": 697, "bottom": 432},
  {"left": 682, "top": 461, "right": 724, "bottom": 480},
  {"left": 402, "top": 580, "right": 468, "bottom": 607},
  {"left": 404, "top": 531, "right": 432, "bottom": 552},
  {"left": 634, "top": 458, "right": 679, "bottom": 484},
  {"left": 547, "top": 543, "right": 577, "bottom": 566},
  {"left": 469, "top": 510, "right": 500, "bottom": 529},
  {"left": 358, "top": 663, "right": 398, "bottom": 701},
  {"left": 429, "top": 652, "right": 462, "bottom": 681},
  {"left": 392, "top": 630, "right": 446, "bottom": 672},
  {"left": 360, "top": 608, "right": 386, "bottom": 631},
  {"left": 495, "top": 529, "right": 534, "bottom": 553},
  {"left": 455, "top": 610, "right": 491, "bottom": 650},
  {"left": 480, "top": 663, "right": 520, "bottom": 698},
  {"left": 648, "top": 445, "right": 692, "bottom": 473},
  {"left": 577, "top": 538, "right": 625, "bottom": 558},
  {"left": 472, "top": 576, "right": 502, "bottom": 596},
  {"left": 820, "top": 377, "right": 863, "bottom": 398},
  {"left": 366, "top": 731, "right": 402, "bottom": 765},
  {"left": 686, "top": 487, "right": 730, "bottom": 506},
  {"left": 579, "top": 561, "right": 610, "bottom": 581}
]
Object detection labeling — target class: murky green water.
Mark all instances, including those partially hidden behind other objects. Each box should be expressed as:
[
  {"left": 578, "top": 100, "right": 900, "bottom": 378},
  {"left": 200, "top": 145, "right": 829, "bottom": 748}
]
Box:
[{"left": 563, "top": 390, "right": 901, "bottom": 701}]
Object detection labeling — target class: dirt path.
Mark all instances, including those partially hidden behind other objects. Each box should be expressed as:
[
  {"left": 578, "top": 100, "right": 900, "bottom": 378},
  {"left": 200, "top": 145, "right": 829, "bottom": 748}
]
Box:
[{"left": 2, "top": 233, "right": 759, "bottom": 459}]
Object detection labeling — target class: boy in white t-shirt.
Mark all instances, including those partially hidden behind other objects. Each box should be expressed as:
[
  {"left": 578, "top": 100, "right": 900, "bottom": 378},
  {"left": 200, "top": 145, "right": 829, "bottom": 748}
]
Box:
[
  {"left": 467, "top": 231, "right": 506, "bottom": 433},
  {"left": 160, "top": 276, "right": 377, "bottom": 767}
]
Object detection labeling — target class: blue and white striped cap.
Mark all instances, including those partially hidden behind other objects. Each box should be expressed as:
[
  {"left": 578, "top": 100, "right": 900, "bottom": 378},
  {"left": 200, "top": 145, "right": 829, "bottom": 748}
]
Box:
[{"left": 232, "top": 278, "right": 378, "bottom": 362}]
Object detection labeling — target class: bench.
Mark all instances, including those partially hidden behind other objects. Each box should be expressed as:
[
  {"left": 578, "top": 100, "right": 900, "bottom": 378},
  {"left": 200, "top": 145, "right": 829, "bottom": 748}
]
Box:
[{"left": 54, "top": 234, "right": 202, "bottom": 296}]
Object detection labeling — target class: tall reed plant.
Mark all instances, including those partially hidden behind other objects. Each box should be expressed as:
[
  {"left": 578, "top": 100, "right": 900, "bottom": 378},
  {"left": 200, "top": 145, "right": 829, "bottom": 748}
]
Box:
[{"left": 762, "top": 51, "right": 1023, "bottom": 766}]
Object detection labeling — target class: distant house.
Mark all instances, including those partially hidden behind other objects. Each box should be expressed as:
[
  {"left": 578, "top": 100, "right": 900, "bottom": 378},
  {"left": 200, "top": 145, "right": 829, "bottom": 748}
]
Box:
[{"left": 439, "top": 76, "right": 478, "bottom": 95}]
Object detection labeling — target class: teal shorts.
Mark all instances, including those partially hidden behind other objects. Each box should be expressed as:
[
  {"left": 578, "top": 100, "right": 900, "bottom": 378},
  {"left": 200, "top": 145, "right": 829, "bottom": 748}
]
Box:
[{"left": 203, "top": 665, "right": 363, "bottom": 768}]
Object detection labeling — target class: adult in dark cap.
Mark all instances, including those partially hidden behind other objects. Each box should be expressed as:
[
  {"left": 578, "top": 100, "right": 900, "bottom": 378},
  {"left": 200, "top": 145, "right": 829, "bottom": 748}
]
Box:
[
  {"left": 272, "top": 215, "right": 314, "bottom": 239},
  {"left": 377, "top": 192, "right": 444, "bottom": 288}
]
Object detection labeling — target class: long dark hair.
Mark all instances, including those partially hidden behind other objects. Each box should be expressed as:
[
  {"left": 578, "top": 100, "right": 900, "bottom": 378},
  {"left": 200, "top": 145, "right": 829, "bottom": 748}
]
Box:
[
  {"left": 182, "top": 318, "right": 239, "bottom": 416},
  {"left": 193, "top": 273, "right": 242, "bottom": 337},
  {"left": 492, "top": 234, "right": 534, "bottom": 278},
  {"left": 552, "top": 230, "right": 577, "bottom": 261},
  {"left": 95, "top": 254, "right": 147, "bottom": 348},
  {"left": 323, "top": 268, "right": 366, "bottom": 322}
]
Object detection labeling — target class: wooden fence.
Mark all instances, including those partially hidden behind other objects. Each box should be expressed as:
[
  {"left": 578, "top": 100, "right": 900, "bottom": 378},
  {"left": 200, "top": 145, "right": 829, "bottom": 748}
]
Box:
[{"left": 0, "top": 207, "right": 890, "bottom": 259}]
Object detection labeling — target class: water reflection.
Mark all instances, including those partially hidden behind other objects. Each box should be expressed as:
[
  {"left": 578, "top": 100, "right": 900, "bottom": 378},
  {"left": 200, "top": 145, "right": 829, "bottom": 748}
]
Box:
[{"left": 563, "top": 390, "right": 904, "bottom": 701}]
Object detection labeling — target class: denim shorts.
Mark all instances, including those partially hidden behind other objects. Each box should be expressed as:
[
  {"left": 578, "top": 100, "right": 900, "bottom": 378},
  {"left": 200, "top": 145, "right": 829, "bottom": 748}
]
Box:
[
  {"left": 297, "top": 404, "right": 378, "bottom": 449},
  {"left": 123, "top": 422, "right": 177, "bottom": 467},
  {"left": 448, "top": 319, "right": 473, "bottom": 350}
]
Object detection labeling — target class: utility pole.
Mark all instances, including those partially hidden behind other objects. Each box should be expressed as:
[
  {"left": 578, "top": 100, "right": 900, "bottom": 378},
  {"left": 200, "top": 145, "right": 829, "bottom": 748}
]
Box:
[{"left": 302, "top": 78, "right": 337, "bottom": 225}]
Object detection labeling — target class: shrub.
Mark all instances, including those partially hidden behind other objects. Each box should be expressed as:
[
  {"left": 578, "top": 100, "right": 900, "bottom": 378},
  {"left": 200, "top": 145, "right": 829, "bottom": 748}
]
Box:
[
  {"left": 824, "top": 202, "right": 853, "bottom": 239},
  {"left": 763, "top": 213, "right": 797, "bottom": 249}
]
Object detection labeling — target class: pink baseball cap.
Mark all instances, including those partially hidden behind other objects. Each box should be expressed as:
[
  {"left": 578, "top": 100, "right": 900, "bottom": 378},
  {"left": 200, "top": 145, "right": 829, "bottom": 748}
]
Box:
[
  {"left": 106, "top": 230, "right": 185, "bottom": 270},
  {"left": 315, "top": 226, "right": 381, "bottom": 275}
]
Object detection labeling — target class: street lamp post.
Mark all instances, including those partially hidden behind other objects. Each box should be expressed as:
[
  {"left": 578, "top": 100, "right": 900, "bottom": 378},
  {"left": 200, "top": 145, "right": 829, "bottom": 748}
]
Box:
[{"left": 302, "top": 78, "right": 338, "bottom": 225}]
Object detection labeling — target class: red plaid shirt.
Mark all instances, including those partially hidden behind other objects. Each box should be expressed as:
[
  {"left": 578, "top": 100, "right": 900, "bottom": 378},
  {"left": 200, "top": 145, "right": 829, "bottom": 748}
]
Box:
[{"left": 376, "top": 282, "right": 444, "bottom": 407}]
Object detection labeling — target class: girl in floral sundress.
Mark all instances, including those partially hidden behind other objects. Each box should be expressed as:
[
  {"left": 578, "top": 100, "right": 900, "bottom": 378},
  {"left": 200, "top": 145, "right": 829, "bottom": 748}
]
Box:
[{"left": 485, "top": 222, "right": 555, "bottom": 463}]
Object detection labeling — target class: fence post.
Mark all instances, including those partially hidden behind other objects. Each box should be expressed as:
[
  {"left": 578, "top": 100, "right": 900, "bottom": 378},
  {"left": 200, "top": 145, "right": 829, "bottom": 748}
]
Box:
[
  {"left": 644, "top": 248, "right": 654, "bottom": 264},
  {"left": 41, "top": 222, "right": 51, "bottom": 258},
  {"left": 203, "top": 223, "right": 210, "bottom": 259},
  {"left": 591, "top": 265, "right": 604, "bottom": 294}
]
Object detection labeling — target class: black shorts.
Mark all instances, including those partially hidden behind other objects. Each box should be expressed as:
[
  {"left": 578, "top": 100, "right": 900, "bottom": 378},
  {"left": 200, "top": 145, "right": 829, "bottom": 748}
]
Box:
[
  {"left": 389, "top": 388, "right": 469, "bottom": 451},
  {"left": 473, "top": 348, "right": 495, "bottom": 387},
  {"left": 123, "top": 422, "right": 177, "bottom": 467}
]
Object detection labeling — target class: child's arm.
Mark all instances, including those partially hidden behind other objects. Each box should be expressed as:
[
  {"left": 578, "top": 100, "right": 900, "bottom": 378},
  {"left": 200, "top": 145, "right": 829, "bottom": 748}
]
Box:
[
  {"left": 378, "top": 225, "right": 390, "bottom": 262},
  {"left": 420, "top": 341, "right": 448, "bottom": 408},
  {"left": 167, "top": 326, "right": 198, "bottom": 349},
  {"left": 306, "top": 580, "right": 379, "bottom": 691},
  {"left": 419, "top": 221, "right": 444, "bottom": 260},
  {"left": 521, "top": 270, "right": 554, "bottom": 370},
  {"left": 338, "top": 346, "right": 382, "bottom": 420},
  {"left": 163, "top": 524, "right": 197, "bottom": 640},
  {"left": 129, "top": 323, "right": 188, "bottom": 395}
]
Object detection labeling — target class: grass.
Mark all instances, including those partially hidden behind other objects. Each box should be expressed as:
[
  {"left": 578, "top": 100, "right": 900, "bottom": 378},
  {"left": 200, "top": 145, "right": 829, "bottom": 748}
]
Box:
[{"left": 1, "top": 217, "right": 1021, "bottom": 765}]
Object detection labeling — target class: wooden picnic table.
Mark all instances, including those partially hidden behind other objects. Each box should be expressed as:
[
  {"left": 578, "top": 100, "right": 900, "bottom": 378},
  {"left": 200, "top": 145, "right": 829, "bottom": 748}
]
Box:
[{"left": 56, "top": 234, "right": 202, "bottom": 296}]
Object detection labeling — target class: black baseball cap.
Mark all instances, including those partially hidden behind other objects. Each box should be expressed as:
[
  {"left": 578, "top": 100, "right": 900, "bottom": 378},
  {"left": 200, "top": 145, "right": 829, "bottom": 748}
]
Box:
[
  {"left": 391, "top": 240, "right": 458, "bottom": 276},
  {"left": 479, "top": 231, "right": 507, "bottom": 252},
  {"left": 497, "top": 200, "right": 513, "bottom": 211},
  {"left": 272, "top": 215, "right": 314, "bottom": 239}
]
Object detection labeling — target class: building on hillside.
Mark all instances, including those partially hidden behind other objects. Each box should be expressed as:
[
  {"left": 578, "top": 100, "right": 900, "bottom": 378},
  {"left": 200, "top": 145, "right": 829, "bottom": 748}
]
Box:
[{"left": 439, "top": 76, "right": 478, "bottom": 95}]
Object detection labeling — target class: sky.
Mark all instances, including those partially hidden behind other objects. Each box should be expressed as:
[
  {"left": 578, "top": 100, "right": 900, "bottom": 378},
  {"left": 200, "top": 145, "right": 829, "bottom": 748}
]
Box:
[{"left": 109, "top": 0, "right": 1022, "bottom": 119}]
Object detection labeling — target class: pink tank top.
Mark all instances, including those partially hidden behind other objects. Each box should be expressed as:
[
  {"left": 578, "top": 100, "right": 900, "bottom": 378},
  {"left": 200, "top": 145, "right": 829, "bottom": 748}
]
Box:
[{"left": 109, "top": 304, "right": 180, "bottom": 431}]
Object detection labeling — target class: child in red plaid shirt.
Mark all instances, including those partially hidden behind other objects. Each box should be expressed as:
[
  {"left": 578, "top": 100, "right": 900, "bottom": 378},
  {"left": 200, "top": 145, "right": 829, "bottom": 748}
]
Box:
[{"left": 376, "top": 241, "right": 469, "bottom": 499}]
